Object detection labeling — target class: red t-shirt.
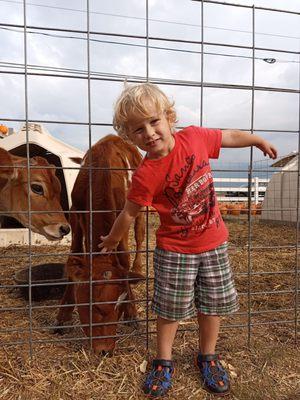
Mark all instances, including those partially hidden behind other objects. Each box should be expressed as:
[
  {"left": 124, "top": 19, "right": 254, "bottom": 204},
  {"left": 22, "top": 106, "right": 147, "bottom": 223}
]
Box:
[{"left": 127, "top": 126, "right": 228, "bottom": 253}]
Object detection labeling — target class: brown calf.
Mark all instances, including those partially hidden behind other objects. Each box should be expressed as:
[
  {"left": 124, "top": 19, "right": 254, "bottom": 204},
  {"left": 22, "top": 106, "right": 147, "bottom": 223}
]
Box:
[
  {"left": 0, "top": 148, "right": 70, "bottom": 240},
  {"left": 56, "top": 135, "right": 145, "bottom": 354},
  {"left": 59, "top": 255, "right": 143, "bottom": 354}
]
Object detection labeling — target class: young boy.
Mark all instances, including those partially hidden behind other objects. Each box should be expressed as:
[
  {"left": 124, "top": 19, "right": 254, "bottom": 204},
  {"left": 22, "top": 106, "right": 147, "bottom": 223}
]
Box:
[{"left": 99, "top": 83, "right": 277, "bottom": 397}]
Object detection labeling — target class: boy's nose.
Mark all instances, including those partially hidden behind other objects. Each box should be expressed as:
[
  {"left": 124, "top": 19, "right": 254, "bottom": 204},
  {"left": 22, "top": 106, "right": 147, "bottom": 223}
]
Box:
[{"left": 144, "top": 125, "right": 155, "bottom": 138}]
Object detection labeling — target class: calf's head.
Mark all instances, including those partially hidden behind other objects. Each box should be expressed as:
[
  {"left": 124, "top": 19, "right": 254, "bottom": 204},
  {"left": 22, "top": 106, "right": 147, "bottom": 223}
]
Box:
[
  {"left": 0, "top": 149, "right": 70, "bottom": 240},
  {"left": 67, "top": 255, "right": 144, "bottom": 355}
]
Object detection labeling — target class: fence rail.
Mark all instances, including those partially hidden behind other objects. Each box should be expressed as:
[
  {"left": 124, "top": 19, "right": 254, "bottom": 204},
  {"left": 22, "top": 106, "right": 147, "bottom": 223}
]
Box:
[{"left": 215, "top": 177, "right": 269, "bottom": 203}]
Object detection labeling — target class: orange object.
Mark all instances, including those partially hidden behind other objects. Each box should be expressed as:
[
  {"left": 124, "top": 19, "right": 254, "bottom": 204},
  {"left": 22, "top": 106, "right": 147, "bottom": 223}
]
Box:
[
  {"left": 0, "top": 125, "right": 8, "bottom": 135},
  {"left": 227, "top": 202, "right": 242, "bottom": 216},
  {"left": 241, "top": 203, "right": 248, "bottom": 215},
  {"left": 255, "top": 202, "right": 262, "bottom": 215},
  {"left": 240, "top": 202, "right": 262, "bottom": 215},
  {"left": 219, "top": 203, "right": 228, "bottom": 215},
  {"left": 250, "top": 204, "right": 257, "bottom": 215},
  {"left": 226, "top": 203, "right": 234, "bottom": 215}
]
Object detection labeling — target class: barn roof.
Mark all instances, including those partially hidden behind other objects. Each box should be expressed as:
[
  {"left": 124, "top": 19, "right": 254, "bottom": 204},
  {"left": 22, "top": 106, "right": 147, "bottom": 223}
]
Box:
[
  {"left": 271, "top": 152, "right": 298, "bottom": 168},
  {"left": 0, "top": 123, "right": 84, "bottom": 160}
]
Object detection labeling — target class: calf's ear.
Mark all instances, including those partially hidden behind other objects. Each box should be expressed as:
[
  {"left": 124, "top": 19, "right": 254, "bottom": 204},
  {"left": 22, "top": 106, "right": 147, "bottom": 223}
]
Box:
[
  {"left": 31, "top": 156, "right": 50, "bottom": 166},
  {"left": 0, "top": 148, "right": 15, "bottom": 180},
  {"left": 69, "top": 157, "right": 82, "bottom": 165},
  {"left": 31, "top": 156, "right": 57, "bottom": 178},
  {"left": 66, "top": 256, "right": 88, "bottom": 282}
]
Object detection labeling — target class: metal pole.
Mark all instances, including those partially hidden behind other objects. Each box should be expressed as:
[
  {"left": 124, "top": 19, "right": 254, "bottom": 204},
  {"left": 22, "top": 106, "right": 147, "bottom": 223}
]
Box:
[
  {"left": 145, "top": 0, "right": 150, "bottom": 352},
  {"left": 22, "top": 0, "right": 33, "bottom": 358},
  {"left": 86, "top": 0, "right": 94, "bottom": 350},
  {"left": 247, "top": 4, "right": 256, "bottom": 347},
  {"left": 294, "top": 46, "right": 300, "bottom": 345},
  {"left": 200, "top": 0, "right": 204, "bottom": 127}
]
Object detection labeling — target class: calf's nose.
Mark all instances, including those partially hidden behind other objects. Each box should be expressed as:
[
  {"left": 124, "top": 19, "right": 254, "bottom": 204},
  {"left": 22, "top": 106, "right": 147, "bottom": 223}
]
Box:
[
  {"left": 59, "top": 224, "right": 71, "bottom": 236},
  {"left": 94, "top": 339, "right": 115, "bottom": 356}
]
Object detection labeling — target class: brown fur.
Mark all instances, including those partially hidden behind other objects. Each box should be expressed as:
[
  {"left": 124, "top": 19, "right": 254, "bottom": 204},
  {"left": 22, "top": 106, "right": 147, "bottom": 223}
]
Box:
[
  {"left": 0, "top": 148, "right": 70, "bottom": 240},
  {"left": 56, "top": 135, "right": 145, "bottom": 354}
]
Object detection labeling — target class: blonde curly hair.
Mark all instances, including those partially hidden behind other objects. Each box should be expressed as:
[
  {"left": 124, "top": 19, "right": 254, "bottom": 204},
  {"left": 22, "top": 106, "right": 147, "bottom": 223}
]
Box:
[{"left": 113, "top": 83, "right": 177, "bottom": 140}]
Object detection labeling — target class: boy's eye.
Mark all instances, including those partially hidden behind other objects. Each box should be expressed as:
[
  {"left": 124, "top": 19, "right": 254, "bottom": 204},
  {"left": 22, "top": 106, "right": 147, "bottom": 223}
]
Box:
[
  {"left": 134, "top": 128, "right": 143, "bottom": 134},
  {"left": 151, "top": 119, "right": 160, "bottom": 125}
]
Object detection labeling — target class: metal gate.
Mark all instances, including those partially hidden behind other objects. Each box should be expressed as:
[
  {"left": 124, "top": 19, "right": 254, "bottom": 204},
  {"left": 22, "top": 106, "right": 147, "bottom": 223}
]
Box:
[{"left": 0, "top": 0, "right": 299, "bottom": 359}]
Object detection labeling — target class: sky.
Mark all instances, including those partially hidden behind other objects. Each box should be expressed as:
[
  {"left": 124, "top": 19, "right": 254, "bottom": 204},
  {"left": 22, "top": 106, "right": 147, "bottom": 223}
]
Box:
[{"left": 0, "top": 0, "right": 299, "bottom": 167}]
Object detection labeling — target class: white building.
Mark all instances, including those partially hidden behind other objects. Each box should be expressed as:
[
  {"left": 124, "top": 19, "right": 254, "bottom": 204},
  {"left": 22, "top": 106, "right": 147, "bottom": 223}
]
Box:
[
  {"left": 261, "top": 152, "right": 299, "bottom": 224},
  {"left": 0, "top": 123, "right": 84, "bottom": 246}
]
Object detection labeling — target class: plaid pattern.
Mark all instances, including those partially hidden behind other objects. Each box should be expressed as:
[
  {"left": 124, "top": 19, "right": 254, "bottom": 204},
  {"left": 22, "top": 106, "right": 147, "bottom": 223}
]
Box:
[{"left": 152, "top": 242, "right": 239, "bottom": 321}]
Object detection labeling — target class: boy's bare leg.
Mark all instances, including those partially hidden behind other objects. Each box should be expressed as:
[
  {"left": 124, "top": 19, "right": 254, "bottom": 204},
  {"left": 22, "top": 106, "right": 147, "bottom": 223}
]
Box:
[
  {"left": 197, "top": 313, "right": 220, "bottom": 354},
  {"left": 196, "top": 313, "right": 230, "bottom": 395},
  {"left": 156, "top": 316, "right": 179, "bottom": 359}
]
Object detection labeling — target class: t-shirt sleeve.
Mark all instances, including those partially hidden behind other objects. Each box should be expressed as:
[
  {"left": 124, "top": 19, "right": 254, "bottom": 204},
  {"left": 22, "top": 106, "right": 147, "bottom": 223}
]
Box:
[
  {"left": 192, "top": 126, "right": 222, "bottom": 159},
  {"left": 127, "top": 168, "right": 154, "bottom": 207}
]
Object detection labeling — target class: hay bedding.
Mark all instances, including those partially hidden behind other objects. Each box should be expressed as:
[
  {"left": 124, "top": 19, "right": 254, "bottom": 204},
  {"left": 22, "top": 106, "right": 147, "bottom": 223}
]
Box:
[{"left": 0, "top": 217, "right": 299, "bottom": 400}]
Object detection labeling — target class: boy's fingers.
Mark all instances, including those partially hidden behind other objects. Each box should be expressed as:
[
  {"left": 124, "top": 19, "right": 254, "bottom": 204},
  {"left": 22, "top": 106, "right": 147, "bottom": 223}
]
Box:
[
  {"left": 101, "top": 247, "right": 113, "bottom": 256},
  {"left": 98, "top": 235, "right": 108, "bottom": 248},
  {"left": 269, "top": 149, "right": 276, "bottom": 159}
]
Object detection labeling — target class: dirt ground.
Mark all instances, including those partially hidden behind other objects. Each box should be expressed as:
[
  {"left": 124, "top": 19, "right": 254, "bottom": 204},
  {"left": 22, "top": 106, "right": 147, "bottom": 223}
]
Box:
[{"left": 0, "top": 215, "right": 299, "bottom": 400}]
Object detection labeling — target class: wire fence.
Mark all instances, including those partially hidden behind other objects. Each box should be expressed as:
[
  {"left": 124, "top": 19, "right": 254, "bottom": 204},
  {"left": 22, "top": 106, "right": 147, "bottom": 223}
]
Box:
[{"left": 0, "top": 0, "right": 299, "bottom": 359}]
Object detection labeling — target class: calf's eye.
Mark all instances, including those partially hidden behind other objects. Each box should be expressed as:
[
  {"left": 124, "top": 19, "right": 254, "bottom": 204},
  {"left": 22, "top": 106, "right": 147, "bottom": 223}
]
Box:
[{"left": 31, "top": 184, "right": 44, "bottom": 195}]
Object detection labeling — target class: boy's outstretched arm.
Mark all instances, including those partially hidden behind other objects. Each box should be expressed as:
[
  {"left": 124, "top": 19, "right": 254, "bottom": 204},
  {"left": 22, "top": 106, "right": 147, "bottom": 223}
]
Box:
[
  {"left": 98, "top": 199, "right": 142, "bottom": 253},
  {"left": 221, "top": 130, "right": 277, "bottom": 159}
]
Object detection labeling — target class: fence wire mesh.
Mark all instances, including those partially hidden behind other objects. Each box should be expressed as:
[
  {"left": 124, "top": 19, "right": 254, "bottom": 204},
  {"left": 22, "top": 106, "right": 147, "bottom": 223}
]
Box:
[{"left": 0, "top": 0, "right": 299, "bottom": 361}]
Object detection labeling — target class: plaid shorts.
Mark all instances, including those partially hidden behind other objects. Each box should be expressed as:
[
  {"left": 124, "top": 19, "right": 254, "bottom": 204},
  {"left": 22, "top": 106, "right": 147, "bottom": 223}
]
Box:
[{"left": 151, "top": 242, "right": 239, "bottom": 321}]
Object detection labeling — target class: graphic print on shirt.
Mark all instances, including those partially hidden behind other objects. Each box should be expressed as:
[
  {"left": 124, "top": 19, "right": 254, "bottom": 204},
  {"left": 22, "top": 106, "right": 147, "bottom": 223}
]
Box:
[{"left": 163, "top": 154, "right": 217, "bottom": 234}]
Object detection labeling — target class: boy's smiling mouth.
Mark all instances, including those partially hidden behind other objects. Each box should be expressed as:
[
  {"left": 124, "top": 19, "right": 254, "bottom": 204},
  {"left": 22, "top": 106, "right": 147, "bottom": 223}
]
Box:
[{"left": 147, "top": 138, "right": 160, "bottom": 146}]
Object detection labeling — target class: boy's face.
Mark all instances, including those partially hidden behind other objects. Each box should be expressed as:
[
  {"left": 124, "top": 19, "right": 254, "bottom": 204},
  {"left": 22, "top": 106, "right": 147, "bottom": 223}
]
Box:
[{"left": 126, "top": 106, "right": 174, "bottom": 160}]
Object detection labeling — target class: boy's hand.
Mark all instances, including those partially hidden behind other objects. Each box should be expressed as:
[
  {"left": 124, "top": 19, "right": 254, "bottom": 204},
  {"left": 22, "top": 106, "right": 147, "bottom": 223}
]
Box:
[
  {"left": 98, "top": 235, "right": 119, "bottom": 253},
  {"left": 256, "top": 140, "right": 277, "bottom": 159}
]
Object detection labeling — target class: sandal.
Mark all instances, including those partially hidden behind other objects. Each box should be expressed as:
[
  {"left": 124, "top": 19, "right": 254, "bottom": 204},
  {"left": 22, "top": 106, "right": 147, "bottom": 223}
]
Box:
[
  {"left": 196, "top": 353, "right": 230, "bottom": 396},
  {"left": 143, "top": 359, "right": 174, "bottom": 397}
]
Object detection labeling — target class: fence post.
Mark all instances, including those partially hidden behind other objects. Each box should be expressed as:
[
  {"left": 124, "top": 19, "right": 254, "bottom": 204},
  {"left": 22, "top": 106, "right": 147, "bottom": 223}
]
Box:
[{"left": 254, "top": 177, "right": 259, "bottom": 204}]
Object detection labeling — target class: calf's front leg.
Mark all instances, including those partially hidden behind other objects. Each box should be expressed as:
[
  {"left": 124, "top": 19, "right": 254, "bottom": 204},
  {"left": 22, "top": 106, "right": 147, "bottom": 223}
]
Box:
[{"left": 54, "top": 282, "right": 76, "bottom": 334}]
